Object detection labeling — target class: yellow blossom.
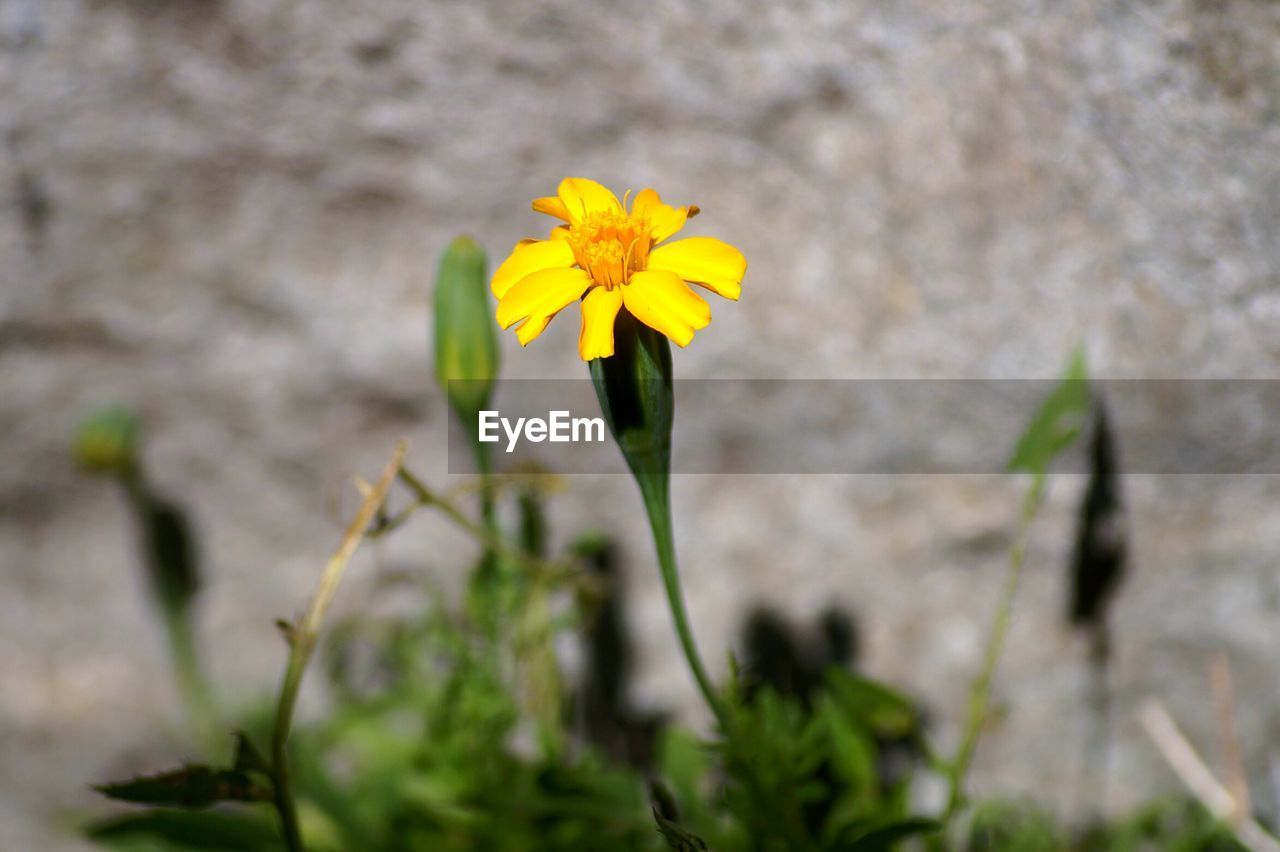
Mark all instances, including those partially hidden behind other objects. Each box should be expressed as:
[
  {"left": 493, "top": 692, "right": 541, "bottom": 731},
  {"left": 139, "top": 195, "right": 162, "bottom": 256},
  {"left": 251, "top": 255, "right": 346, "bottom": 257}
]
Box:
[{"left": 492, "top": 178, "right": 746, "bottom": 360}]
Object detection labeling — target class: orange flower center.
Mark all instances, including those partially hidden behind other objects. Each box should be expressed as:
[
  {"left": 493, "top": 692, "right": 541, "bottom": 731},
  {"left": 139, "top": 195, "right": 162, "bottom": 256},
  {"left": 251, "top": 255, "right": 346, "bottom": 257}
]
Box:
[{"left": 567, "top": 210, "right": 653, "bottom": 289}]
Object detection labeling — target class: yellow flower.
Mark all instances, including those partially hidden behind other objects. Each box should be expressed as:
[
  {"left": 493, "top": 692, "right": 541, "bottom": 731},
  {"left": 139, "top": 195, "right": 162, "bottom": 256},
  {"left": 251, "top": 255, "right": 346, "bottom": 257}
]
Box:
[{"left": 492, "top": 178, "right": 747, "bottom": 360}]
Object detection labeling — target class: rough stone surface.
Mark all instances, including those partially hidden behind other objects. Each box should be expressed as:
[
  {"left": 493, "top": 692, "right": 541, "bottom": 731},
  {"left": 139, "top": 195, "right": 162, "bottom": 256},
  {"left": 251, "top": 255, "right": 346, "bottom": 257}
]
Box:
[{"left": 2, "top": 0, "right": 1279, "bottom": 848}]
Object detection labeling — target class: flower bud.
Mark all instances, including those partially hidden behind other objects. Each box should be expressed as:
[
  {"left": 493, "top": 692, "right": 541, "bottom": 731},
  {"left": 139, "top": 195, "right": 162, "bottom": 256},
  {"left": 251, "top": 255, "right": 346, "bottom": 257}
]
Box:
[
  {"left": 73, "top": 405, "right": 140, "bottom": 476},
  {"left": 434, "top": 236, "right": 499, "bottom": 427}
]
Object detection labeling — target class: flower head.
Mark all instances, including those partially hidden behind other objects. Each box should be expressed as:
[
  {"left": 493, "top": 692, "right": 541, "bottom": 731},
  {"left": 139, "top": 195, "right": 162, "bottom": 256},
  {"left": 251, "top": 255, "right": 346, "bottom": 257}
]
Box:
[{"left": 492, "top": 178, "right": 746, "bottom": 360}]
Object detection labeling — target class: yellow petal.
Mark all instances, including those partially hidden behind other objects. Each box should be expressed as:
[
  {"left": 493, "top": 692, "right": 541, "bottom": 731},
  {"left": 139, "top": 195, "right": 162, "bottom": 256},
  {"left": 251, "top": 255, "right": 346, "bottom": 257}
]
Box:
[
  {"left": 491, "top": 239, "right": 575, "bottom": 299},
  {"left": 496, "top": 266, "right": 591, "bottom": 330},
  {"left": 514, "top": 315, "right": 552, "bottom": 346},
  {"left": 622, "top": 270, "right": 710, "bottom": 348},
  {"left": 557, "top": 177, "right": 622, "bottom": 224},
  {"left": 646, "top": 237, "right": 746, "bottom": 301},
  {"left": 578, "top": 285, "right": 623, "bottom": 360},
  {"left": 549, "top": 225, "right": 570, "bottom": 241},
  {"left": 532, "top": 196, "right": 571, "bottom": 222},
  {"left": 631, "top": 188, "right": 692, "bottom": 244}
]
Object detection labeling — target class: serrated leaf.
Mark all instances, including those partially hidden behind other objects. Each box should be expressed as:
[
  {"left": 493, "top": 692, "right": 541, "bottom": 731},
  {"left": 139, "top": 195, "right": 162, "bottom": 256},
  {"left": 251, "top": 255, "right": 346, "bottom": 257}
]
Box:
[
  {"left": 85, "top": 809, "right": 280, "bottom": 851},
  {"left": 654, "top": 808, "right": 709, "bottom": 851},
  {"left": 95, "top": 766, "right": 272, "bottom": 809},
  {"left": 824, "top": 669, "right": 918, "bottom": 737},
  {"left": 1008, "top": 348, "right": 1091, "bottom": 475},
  {"left": 232, "top": 732, "right": 271, "bottom": 776},
  {"left": 833, "top": 817, "right": 940, "bottom": 851}
]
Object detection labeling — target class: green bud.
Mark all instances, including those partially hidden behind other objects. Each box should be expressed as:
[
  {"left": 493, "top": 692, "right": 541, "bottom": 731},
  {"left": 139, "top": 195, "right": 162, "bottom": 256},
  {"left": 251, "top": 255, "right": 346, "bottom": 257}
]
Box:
[
  {"left": 434, "top": 236, "right": 499, "bottom": 427},
  {"left": 142, "top": 497, "right": 202, "bottom": 616},
  {"left": 73, "top": 405, "right": 140, "bottom": 475}
]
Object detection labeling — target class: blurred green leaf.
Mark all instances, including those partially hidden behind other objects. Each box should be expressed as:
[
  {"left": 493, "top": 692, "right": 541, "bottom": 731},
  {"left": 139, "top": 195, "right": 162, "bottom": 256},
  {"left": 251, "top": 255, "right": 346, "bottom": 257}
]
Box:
[
  {"left": 231, "top": 733, "right": 270, "bottom": 776},
  {"left": 86, "top": 809, "right": 280, "bottom": 851},
  {"left": 95, "top": 767, "right": 271, "bottom": 809},
  {"left": 831, "top": 817, "right": 940, "bottom": 851},
  {"left": 823, "top": 669, "right": 919, "bottom": 738},
  {"left": 1008, "top": 348, "right": 1090, "bottom": 476},
  {"left": 654, "top": 808, "right": 709, "bottom": 851}
]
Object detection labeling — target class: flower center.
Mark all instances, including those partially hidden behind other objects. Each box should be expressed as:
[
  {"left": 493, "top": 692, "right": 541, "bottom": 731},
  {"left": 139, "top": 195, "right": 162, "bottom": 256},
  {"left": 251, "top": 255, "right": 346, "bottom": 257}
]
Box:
[{"left": 567, "top": 210, "right": 653, "bottom": 289}]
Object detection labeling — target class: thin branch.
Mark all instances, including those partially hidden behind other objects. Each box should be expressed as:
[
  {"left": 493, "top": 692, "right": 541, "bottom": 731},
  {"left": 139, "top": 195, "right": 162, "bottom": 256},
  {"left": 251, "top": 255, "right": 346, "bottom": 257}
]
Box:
[
  {"left": 944, "top": 474, "right": 1044, "bottom": 821},
  {"left": 1138, "top": 700, "right": 1280, "bottom": 852},
  {"left": 269, "top": 440, "right": 408, "bottom": 852},
  {"left": 393, "top": 466, "right": 579, "bottom": 583},
  {"left": 1210, "top": 653, "right": 1251, "bottom": 824}
]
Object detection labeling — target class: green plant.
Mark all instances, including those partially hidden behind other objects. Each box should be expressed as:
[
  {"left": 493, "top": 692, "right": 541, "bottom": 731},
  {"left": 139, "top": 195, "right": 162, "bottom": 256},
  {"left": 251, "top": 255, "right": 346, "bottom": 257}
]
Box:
[{"left": 79, "top": 241, "right": 1265, "bottom": 852}]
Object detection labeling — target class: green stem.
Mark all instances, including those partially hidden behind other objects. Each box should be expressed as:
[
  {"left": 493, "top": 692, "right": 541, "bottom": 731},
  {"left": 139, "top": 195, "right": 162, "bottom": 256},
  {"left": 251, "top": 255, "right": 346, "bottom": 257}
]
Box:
[
  {"left": 635, "top": 470, "right": 726, "bottom": 727},
  {"left": 944, "top": 474, "right": 1045, "bottom": 823},
  {"left": 163, "top": 606, "right": 219, "bottom": 755},
  {"left": 396, "top": 468, "right": 572, "bottom": 582},
  {"left": 271, "top": 657, "right": 306, "bottom": 852},
  {"left": 471, "top": 438, "right": 504, "bottom": 635},
  {"left": 473, "top": 438, "right": 498, "bottom": 556},
  {"left": 120, "top": 466, "right": 218, "bottom": 755}
]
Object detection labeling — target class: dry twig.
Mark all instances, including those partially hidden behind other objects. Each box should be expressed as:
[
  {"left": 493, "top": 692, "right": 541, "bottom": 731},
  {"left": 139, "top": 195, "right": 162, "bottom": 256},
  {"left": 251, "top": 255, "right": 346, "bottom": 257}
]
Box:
[{"left": 1138, "top": 699, "right": 1279, "bottom": 852}]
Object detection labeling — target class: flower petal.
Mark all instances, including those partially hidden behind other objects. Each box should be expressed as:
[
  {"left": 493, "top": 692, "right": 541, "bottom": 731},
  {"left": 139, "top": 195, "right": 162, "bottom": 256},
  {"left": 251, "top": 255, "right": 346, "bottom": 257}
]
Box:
[
  {"left": 496, "top": 266, "right": 592, "bottom": 332},
  {"left": 622, "top": 270, "right": 710, "bottom": 347},
  {"left": 578, "top": 285, "right": 623, "bottom": 360},
  {"left": 491, "top": 239, "right": 576, "bottom": 299},
  {"left": 557, "top": 177, "right": 622, "bottom": 224},
  {"left": 532, "top": 195, "right": 571, "bottom": 221},
  {"left": 515, "top": 315, "right": 553, "bottom": 346},
  {"left": 646, "top": 237, "right": 746, "bottom": 301},
  {"left": 631, "top": 188, "right": 694, "bottom": 244}
]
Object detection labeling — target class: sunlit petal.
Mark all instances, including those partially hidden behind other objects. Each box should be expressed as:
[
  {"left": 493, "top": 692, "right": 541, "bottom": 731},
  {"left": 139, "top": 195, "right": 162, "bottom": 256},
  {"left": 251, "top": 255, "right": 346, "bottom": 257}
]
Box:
[
  {"left": 578, "top": 285, "right": 624, "bottom": 360},
  {"left": 647, "top": 237, "right": 746, "bottom": 301},
  {"left": 622, "top": 270, "right": 711, "bottom": 347},
  {"left": 491, "top": 239, "right": 576, "bottom": 299},
  {"left": 495, "top": 267, "right": 592, "bottom": 332},
  {"left": 557, "top": 177, "right": 622, "bottom": 224}
]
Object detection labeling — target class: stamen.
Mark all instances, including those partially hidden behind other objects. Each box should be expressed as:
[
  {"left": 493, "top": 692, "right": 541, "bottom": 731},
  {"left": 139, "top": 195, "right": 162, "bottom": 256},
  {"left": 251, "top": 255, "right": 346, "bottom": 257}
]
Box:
[{"left": 567, "top": 208, "right": 656, "bottom": 289}]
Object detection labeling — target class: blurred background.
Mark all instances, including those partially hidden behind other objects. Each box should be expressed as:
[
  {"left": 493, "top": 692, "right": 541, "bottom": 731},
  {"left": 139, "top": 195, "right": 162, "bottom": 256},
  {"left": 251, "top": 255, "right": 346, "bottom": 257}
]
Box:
[{"left": 3, "top": 0, "right": 1279, "bottom": 848}]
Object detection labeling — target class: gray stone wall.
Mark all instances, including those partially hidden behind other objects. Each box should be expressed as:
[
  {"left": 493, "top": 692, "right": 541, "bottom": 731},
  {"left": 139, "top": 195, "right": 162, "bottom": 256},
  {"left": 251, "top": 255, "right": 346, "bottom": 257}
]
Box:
[{"left": 2, "top": 0, "right": 1278, "bottom": 848}]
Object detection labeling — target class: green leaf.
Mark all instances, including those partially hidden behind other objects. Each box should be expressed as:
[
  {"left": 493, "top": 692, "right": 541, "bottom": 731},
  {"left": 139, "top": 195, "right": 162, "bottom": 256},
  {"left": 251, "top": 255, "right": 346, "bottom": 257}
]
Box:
[
  {"left": 1007, "top": 348, "right": 1091, "bottom": 476},
  {"left": 434, "top": 236, "right": 499, "bottom": 429},
  {"left": 85, "top": 809, "right": 281, "bottom": 851},
  {"left": 832, "top": 817, "right": 940, "bottom": 851},
  {"left": 823, "top": 669, "right": 919, "bottom": 738},
  {"left": 653, "top": 808, "right": 709, "bottom": 851},
  {"left": 231, "top": 732, "right": 270, "bottom": 776},
  {"left": 95, "top": 766, "right": 272, "bottom": 809}
]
